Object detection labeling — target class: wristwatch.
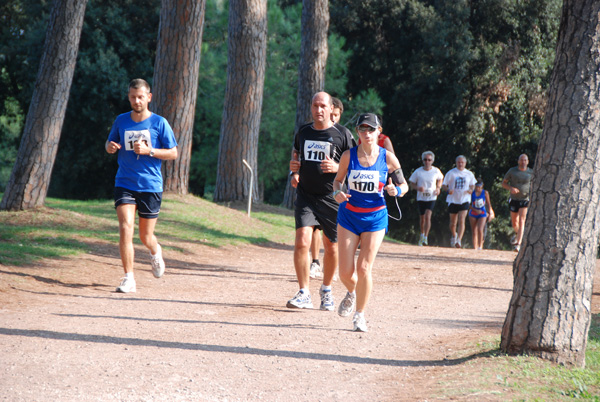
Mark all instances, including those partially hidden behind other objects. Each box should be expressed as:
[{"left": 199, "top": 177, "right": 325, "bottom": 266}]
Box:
[
  {"left": 149, "top": 149, "right": 155, "bottom": 157},
  {"left": 289, "top": 171, "right": 298, "bottom": 176}
]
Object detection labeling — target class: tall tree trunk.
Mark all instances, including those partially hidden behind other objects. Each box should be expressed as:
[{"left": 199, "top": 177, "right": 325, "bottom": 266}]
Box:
[
  {"left": 152, "top": 0, "right": 206, "bottom": 195},
  {"left": 282, "top": 0, "right": 329, "bottom": 208},
  {"left": 214, "top": 0, "right": 267, "bottom": 202},
  {"left": 0, "top": 0, "right": 87, "bottom": 211},
  {"left": 501, "top": 0, "right": 600, "bottom": 367}
]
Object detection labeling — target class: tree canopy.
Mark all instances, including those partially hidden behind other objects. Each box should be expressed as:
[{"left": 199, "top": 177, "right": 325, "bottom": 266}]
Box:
[{"left": 0, "top": 0, "right": 562, "bottom": 247}]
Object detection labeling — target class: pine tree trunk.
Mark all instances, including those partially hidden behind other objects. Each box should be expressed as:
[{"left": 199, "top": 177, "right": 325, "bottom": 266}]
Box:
[
  {"left": 152, "top": 0, "right": 206, "bottom": 195},
  {"left": 214, "top": 0, "right": 267, "bottom": 202},
  {"left": 500, "top": 0, "right": 600, "bottom": 367},
  {"left": 0, "top": 0, "right": 87, "bottom": 211},
  {"left": 282, "top": 0, "right": 329, "bottom": 208}
]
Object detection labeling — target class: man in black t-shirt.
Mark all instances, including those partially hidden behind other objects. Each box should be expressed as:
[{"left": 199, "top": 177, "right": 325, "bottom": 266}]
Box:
[{"left": 287, "top": 92, "right": 355, "bottom": 311}]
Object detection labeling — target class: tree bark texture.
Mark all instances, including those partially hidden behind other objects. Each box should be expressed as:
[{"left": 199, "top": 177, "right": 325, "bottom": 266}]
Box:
[
  {"left": 0, "top": 0, "right": 87, "bottom": 211},
  {"left": 214, "top": 0, "right": 267, "bottom": 202},
  {"left": 152, "top": 0, "right": 206, "bottom": 195},
  {"left": 501, "top": 0, "right": 600, "bottom": 367},
  {"left": 282, "top": 0, "right": 329, "bottom": 208}
]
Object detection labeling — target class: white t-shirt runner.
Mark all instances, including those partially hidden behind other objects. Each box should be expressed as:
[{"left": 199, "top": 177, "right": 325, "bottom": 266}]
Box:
[
  {"left": 442, "top": 167, "right": 476, "bottom": 205},
  {"left": 409, "top": 166, "right": 444, "bottom": 201}
]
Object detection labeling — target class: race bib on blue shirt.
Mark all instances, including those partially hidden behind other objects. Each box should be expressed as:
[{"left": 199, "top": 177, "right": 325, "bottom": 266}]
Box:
[{"left": 349, "top": 170, "right": 380, "bottom": 193}]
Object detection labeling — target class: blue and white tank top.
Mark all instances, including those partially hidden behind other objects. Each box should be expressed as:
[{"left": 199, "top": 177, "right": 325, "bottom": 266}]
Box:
[{"left": 344, "top": 147, "right": 388, "bottom": 213}]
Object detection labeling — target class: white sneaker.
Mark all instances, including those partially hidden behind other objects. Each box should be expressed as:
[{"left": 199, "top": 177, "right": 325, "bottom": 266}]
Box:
[
  {"left": 353, "top": 313, "right": 368, "bottom": 332},
  {"left": 510, "top": 235, "right": 518, "bottom": 245},
  {"left": 450, "top": 236, "right": 456, "bottom": 248},
  {"left": 455, "top": 239, "right": 462, "bottom": 249},
  {"left": 116, "top": 277, "right": 136, "bottom": 293},
  {"left": 150, "top": 245, "right": 165, "bottom": 278},
  {"left": 309, "top": 262, "right": 322, "bottom": 279},
  {"left": 319, "top": 288, "right": 334, "bottom": 311},
  {"left": 286, "top": 290, "right": 313, "bottom": 309},
  {"left": 423, "top": 236, "right": 428, "bottom": 246},
  {"left": 338, "top": 291, "right": 356, "bottom": 317},
  {"left": 417, "top": 234, "right": 424, "bottom": 247}
]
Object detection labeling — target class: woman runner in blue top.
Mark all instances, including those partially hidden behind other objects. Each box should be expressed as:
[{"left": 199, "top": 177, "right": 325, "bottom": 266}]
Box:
[
  {"left": 332, "top": 113, "right": 408, "bottom": 332},
  {"left": 468, "top": 179, "right": 495, "bottom": 250}
]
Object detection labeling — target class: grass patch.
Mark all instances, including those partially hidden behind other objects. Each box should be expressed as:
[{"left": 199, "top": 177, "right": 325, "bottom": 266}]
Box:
[
  {"left": 0, "top": 194, "right": 294, "bottom": 266},
  {"left": 437, "top": 315, "right": 600, "bottom": 401}
]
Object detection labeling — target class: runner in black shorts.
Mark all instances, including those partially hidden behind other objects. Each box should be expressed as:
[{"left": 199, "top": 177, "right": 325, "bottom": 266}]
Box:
[
  {"left": 286, "top": 92, "right": 355, "bottom": 311},
  {"left": 502, "top": 154, "right": 533, "bottom": 251},
  {"left": 105, "top": 79, "right": 178, "bottom": 293}
]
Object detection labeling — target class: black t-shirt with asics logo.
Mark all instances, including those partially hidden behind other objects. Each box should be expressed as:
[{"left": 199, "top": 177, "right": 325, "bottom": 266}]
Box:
[{"left": 293, "top": 123, "right": 356, "bottom": 196}]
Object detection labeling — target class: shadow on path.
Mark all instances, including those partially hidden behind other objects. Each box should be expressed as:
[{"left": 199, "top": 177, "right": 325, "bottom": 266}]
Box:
[{"left": 0, "top": 327, "right": 496, "bottom": 368}]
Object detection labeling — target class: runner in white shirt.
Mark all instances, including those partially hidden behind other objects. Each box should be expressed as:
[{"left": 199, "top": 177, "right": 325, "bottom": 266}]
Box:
[
  {"left": 442, "top": 155, "right": 476, "bottom": 248},
  {"left": 409, "top": 151, "right": 443, "bottom": 246}
]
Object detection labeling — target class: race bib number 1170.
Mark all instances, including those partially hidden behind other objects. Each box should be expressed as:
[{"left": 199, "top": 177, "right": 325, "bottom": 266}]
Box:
[{"left": 348, "top": 170, "right": 380, "bottom": 193}]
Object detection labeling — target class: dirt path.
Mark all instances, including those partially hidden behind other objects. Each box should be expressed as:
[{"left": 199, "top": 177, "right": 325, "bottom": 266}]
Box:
[{"left": 0, "top": 239, "right": 597, "bottom": 401}]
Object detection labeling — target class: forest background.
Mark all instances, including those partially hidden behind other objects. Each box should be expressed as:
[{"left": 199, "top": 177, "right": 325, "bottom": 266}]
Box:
[{"left": 0, "top": 0, "right": 560, "bottom": 249}]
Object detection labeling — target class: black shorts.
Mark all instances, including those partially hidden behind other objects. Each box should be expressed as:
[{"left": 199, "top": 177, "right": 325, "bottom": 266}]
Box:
[
  {"left": 509, "top": 198, "right": 529, "bottom": 212},
  {"left": 295, "top": 187, "right": 339, "bottom": 243},
  {"left": 417, "top": 201, "right": 436, "bottom": 215},
  {"left": 448, "top": 202, "right": 469, "bottom": 214},
  {"left": 114, "top": 187, "right": 162, "bottom": 219}
]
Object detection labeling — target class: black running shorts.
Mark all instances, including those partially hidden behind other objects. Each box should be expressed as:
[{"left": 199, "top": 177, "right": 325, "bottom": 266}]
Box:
[
  {"left": 448, "top": 202, "right": 469, "bottom": 214},
  {"left": 114, "top": 187, "right": 162, "bottom": 219},
  {"left": 294, "top": 187, "right": 339, "bottom": 243}
]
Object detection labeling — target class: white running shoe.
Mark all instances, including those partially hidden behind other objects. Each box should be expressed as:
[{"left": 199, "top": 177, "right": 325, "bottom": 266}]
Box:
[
  {"left": 353, "top": 313, "right": 368, "bottom": 332},
  {"left": 450, "top": 236, "right": 456, "bottom": 248},
  {"left": 423, "top": 236, "right": 428, "bottom": 246},
  {"left": 455, "top": 239, "right": 462, "bottom": 249},
  {"left": 319, "top": 288, "right": 334, "bottom": 311},
  {"left": 338, "top": 291, "right": 356, "bottom": 317},
  {"left": 150, "top": 245, "right": 165, "bottom": 278},
  {"left": 286, "top": 290, "right": 313, "bottom": 309},
  {"left": 510, "top": 235, "right": 518, "bottom": 245},
  {"left": 417, "top": 234, "right": 424, "bottom": 247},
  {"left": 116, "top": 277, "right": 136, "bottom": 293},
  {"left": 309, "top": 262, "right": 323, "bottom": 279}
]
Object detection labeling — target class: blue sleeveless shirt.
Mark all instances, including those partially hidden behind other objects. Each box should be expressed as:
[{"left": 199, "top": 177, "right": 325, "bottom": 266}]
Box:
[{"left": 344, "top": 146, "right": 388, "bottom": 212}]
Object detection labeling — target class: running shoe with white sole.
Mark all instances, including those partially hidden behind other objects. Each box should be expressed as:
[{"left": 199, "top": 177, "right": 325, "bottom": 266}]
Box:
[
  {"left": 309, "top": 262, "right": 322, "bottom": 279},
  {"left": 116, "top": 277, "right": 136, "bottom": 293},
  {"left": 286, "top": 290, "right": 313, "bottom": 309},
  {"left": 353, "top": 313, "right": 368, "bottom": 332},
  {"left": 338, "top": 291, "right": 356, "bottom": 317},
  {"left": 150, "top": 244, "right": 165, "bottom": 278},
  {"left": 319, "top": 288, "right": 334, "bottom": 311}
]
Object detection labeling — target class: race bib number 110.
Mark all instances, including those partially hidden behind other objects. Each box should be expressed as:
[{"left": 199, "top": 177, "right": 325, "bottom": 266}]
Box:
[{"left": 303, "top": 140, "right": 331, "bottom": 162}]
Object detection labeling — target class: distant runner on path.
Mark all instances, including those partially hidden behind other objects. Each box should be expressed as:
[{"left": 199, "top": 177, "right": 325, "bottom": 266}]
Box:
[
  {"left": 409, "top": 151, "right": 444, "bottom": 246},
  {"left": 105, "top": 78, "right": 178, "bottom": 293},
  {"left": 502, "top": 153, "right": 533, "bottom": 252}
]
